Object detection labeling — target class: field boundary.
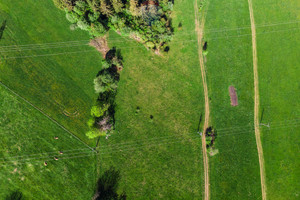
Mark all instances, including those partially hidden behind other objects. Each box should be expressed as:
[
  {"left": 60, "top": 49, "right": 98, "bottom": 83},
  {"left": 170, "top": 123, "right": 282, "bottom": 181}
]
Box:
[
  {"left": 194, "top": 1, "right": 210, "bottom": 199},
  {"left": 247, "top": 0, "right": 267, "bottom": 199},
  {"left": 0, "top": 80, "right": 96, "bottom": 152}
]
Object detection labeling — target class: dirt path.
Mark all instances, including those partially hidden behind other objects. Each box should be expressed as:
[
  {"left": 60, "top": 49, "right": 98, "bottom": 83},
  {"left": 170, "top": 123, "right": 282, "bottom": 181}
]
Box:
[
  {"left": 247, "top": 0, "right": 267, "bottom": 199},
  {"left": 194, "top": 1, "right": 210, "bottom": 200}
]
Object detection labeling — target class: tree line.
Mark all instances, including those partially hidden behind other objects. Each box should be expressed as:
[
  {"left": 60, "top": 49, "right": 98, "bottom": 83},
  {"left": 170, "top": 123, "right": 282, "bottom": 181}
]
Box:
[
  {"left": 53, "top": 0, "right": 174, "bottom": 51},
  {"left": 86, "top": 47, "right": 122, "bottom": 138}
]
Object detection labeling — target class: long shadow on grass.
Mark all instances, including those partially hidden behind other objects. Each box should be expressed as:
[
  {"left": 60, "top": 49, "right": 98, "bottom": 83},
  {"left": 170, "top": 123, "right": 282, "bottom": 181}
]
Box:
[
  {"left": 94, "top": 167, "right": 126, "bottom": 200},
  {"left": 5, "top": 190, "right": 24, "bottom": 200},
  {"left": 0, "top": 20, "right": 7, "bottom": 40}
]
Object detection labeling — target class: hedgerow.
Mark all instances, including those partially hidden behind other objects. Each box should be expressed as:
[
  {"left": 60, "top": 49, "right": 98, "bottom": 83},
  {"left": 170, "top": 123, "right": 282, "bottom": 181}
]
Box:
[{"left": 53, "top": 0, "right": 174, "bottom": 51}]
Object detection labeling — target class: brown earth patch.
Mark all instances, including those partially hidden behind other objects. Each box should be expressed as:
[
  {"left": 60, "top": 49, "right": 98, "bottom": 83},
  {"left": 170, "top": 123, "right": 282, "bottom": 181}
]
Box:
[
  {"left": 89, "top": 36, "right": 109, "bottom": 58},
  {"left": 229, "top": 86, "right": 238, "bottom": 106}
]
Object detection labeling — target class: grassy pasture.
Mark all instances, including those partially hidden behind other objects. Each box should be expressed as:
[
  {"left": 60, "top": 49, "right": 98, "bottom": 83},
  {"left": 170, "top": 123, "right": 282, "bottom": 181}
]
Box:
[
  {"left": 1, "top": 0, "right": 207, "bottom": 199},
  {"left": 97, "top": 0, "right": 207, "bottom": 198},
  {"left": 204, "top": 0, "right": 262, "bottom": 199},
  {"left": 253, "top": 0, "right": 300, "bottom": 199},
  {"left": 0, "top": 0, "right": 102, "bottom": 145},
  {"left": 0, "top": 86, "right": 97, "bottom": 199}
]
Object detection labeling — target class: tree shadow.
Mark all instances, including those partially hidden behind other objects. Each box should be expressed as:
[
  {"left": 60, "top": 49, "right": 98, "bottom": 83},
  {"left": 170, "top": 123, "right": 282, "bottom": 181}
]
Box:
[
  {"left": 197, "top": 113, "right": 202, "bottom": 132},
  {"left": 5, "top": 190, "right": 24, "bottom": 200},
  {"left": 95, "top": 167, "right": 126, "bottom": 200},
  {"left": 0, "top": 20, "right": 7, "bottom": 40}
]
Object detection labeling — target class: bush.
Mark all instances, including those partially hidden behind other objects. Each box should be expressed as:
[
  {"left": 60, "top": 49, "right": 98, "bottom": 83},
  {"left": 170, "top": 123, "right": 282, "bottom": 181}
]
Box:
[
  {"left": 86, "top": 129, "right": 106, "bottom": 139},
  {"left": 91, "top": 104, "right": 109, "bottom": 117},
  {"left": 90, "top": 21, "right": 107, "bottom": 36},
  {"left": 94, "top": 72, "right": 118, "bottom": 94},
  {"left": 146, "top": 41, "right": 155, "bottom": 48},
  {"left": 77, "top": 19, "right": 89, "bottom": 30},
  {"left": 66, "top": 11, "right": 79, "bottom": 23},
  {"left": 87, "top": 117, "right": 96, "bottom": 128},
  {"left": 73, "top": 0, "right": 87, "bottom": 15},
  {"left": 88, "top": 12, "right": 99, "bottom": 22}
]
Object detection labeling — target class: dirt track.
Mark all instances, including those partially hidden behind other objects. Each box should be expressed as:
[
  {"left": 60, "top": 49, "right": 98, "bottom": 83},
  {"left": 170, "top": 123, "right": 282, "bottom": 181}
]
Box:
[
  {"left": 247, "top": 0, "right": 267, "bottom": 199},
  {"left": 194, "top": 1, "right": 210, "bottom": 200}
]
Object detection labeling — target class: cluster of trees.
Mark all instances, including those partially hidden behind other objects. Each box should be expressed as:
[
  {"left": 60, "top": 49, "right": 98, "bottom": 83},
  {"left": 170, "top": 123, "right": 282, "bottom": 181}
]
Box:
[
  {"left": 86, "top": 48, "right": 122, "bottom": 139},
  {"left": 53, "top": 0, "right": 174, "bottom": 50},
  {"left": 205, "top": 126, "right": 217, "bottom": 154}
]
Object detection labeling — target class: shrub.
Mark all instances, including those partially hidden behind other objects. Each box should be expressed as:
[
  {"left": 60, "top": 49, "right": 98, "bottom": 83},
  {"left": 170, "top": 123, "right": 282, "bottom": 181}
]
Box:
[
  {"left": 91, "top": 104, "right": 109, "bottom": 117},
  {"left": 146, "top": 41, "right": 155, "bottom": 48},
  {"left": 88, "top": 12, "right": 100, "bottom": 22},
  {"left": 87, "top": 117, "right": 96, "bottom": 127},
  {"left": 77, "top": 19, "right": 90, "bottom": 30},
  {"left": 86, "top": 129, "right": 106, "bottom": 139},
  {"left": 66, "top": 11, "right": 79, "bottom": 23},
  {"left": 90, "top": 21, "right": 107, "bottom": 37},
  {"left": 73, "top": 0, "right": 87, "bottom": 15},
  {"left": 94, "top": 72, "right": 118, "bottom": 94}
]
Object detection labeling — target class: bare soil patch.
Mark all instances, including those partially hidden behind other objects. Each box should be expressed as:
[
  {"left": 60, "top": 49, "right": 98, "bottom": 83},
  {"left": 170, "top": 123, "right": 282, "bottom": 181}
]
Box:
[
  {"left": 229, "top": 86, "right": 238, "bottom": 106},
  {"left": 89, "top": 36, "right": 109, "bottom": 58}
]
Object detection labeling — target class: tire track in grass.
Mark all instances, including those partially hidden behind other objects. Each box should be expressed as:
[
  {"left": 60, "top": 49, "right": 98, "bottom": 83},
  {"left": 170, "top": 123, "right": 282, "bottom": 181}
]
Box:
[
  {"left": 194, "top": 1, "right": 210, "bottom": 199},
  {"left": 247, "top": 0, "right": 267, "bottom": 199}
]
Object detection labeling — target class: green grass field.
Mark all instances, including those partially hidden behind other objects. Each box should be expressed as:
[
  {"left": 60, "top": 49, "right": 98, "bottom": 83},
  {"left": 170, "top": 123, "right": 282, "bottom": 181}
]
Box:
[
  {"left": 0, "top": 0, "right": 102, "bottom": 145},
  {"left": 204, "top": 0, "right": 261, "bottom": 199},
  {"left": 1, "top": 0, "right": 299, "bottom": 199},
  {"left": 253, "top": 0, "right": 300, "bottom": 199},
  {"left": 1, "top": 0, "right": 207, "bottom": 199},
  {"left": 97, "top": 0, "right": 207, "bottom": 198},
  {"left": 0, "top": 86, "right": 97, "bottom": 199}
]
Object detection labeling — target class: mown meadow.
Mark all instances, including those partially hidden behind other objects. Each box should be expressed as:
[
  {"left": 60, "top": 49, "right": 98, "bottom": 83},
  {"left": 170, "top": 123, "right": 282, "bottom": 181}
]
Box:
[
  {"left": 253, "top": 0, "right": 300, "bottom": 199},
  {"left": 97, "top": 0, "right": 207, "bottom": 198},
  {"left": 0, "top": 87, "right": 97, "bottom": 199},
  {"left": 1, "top": 0, "right": 207, "bottom": 199},
  {"left": 0, "top": 0, "right": 102, "bottom": 145},
  {"left": 204, "top": 0, "right": 261, "bottom": 199}
]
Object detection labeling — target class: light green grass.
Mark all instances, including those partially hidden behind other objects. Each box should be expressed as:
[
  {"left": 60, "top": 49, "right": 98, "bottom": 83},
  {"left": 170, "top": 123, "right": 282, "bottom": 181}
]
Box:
[
  {"left": 253, "top": 0, "right": 300, "bottom": 199},
  {"left": 0, "top": 86, "right": 97, "bottom": 199},
  {"left": 1, "top": 0, "right": 207, "bottom": 199},
  {"left": 0, "top": 0, "right": 102, "bottom": 145},
  {"left": 97, "top": 0, "right": 206, "bottom": 198},
  {"left": 204, "top": 0, "right": 261, "bottom": 199}
]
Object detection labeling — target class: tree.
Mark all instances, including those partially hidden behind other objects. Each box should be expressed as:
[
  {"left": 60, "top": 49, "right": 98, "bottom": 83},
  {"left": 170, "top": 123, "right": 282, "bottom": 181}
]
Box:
[
  {"left": 86, "top": 128, "right": 106, "bottom": 139},
  {"left": 91, "top": 104, "right": 109, "bottom": 117},
  {"left": 129, "top": 0, "right": 140, "bottom": 16},
  {"left": 94, "top": 71, "right": 118, "bottom": 93},
  {"left": 111, "top": 0, "right": 124, "bottom": 13},
  {"left": 53, "top": 0, "right": 73, "bottom": 10},
  {"left": 100, "top": 0, "right": 113, "bottom": 17},
  {"left": 66, "top": 11, "right": 79, "bottom": 23}
]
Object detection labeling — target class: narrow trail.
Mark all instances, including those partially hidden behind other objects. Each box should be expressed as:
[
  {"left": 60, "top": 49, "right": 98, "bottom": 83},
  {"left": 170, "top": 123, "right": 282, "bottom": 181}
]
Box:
[
  {"left": 194, "top": 1, "right": 210, "bottom": 200},
  {"left": 247, "top": 0, "right": 267, "bottom": 199}
]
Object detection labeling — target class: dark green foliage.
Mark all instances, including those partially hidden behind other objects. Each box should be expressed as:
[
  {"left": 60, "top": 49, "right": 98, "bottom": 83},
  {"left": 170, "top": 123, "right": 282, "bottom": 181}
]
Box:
[
  {"left": 86, "top": 48, "right": 122, "bottom": 138},
  {"left": 95, "top": 167, "right": 126, "bottom": 200},
  {"left": 53, "top": 0, "right": 174, "bottom": 50},
  {"left": 5, "top": 191, "right": 24, "bottom": 200},
  {"left": 205, "top": 126, "right": 217, "bottom": 148}
]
